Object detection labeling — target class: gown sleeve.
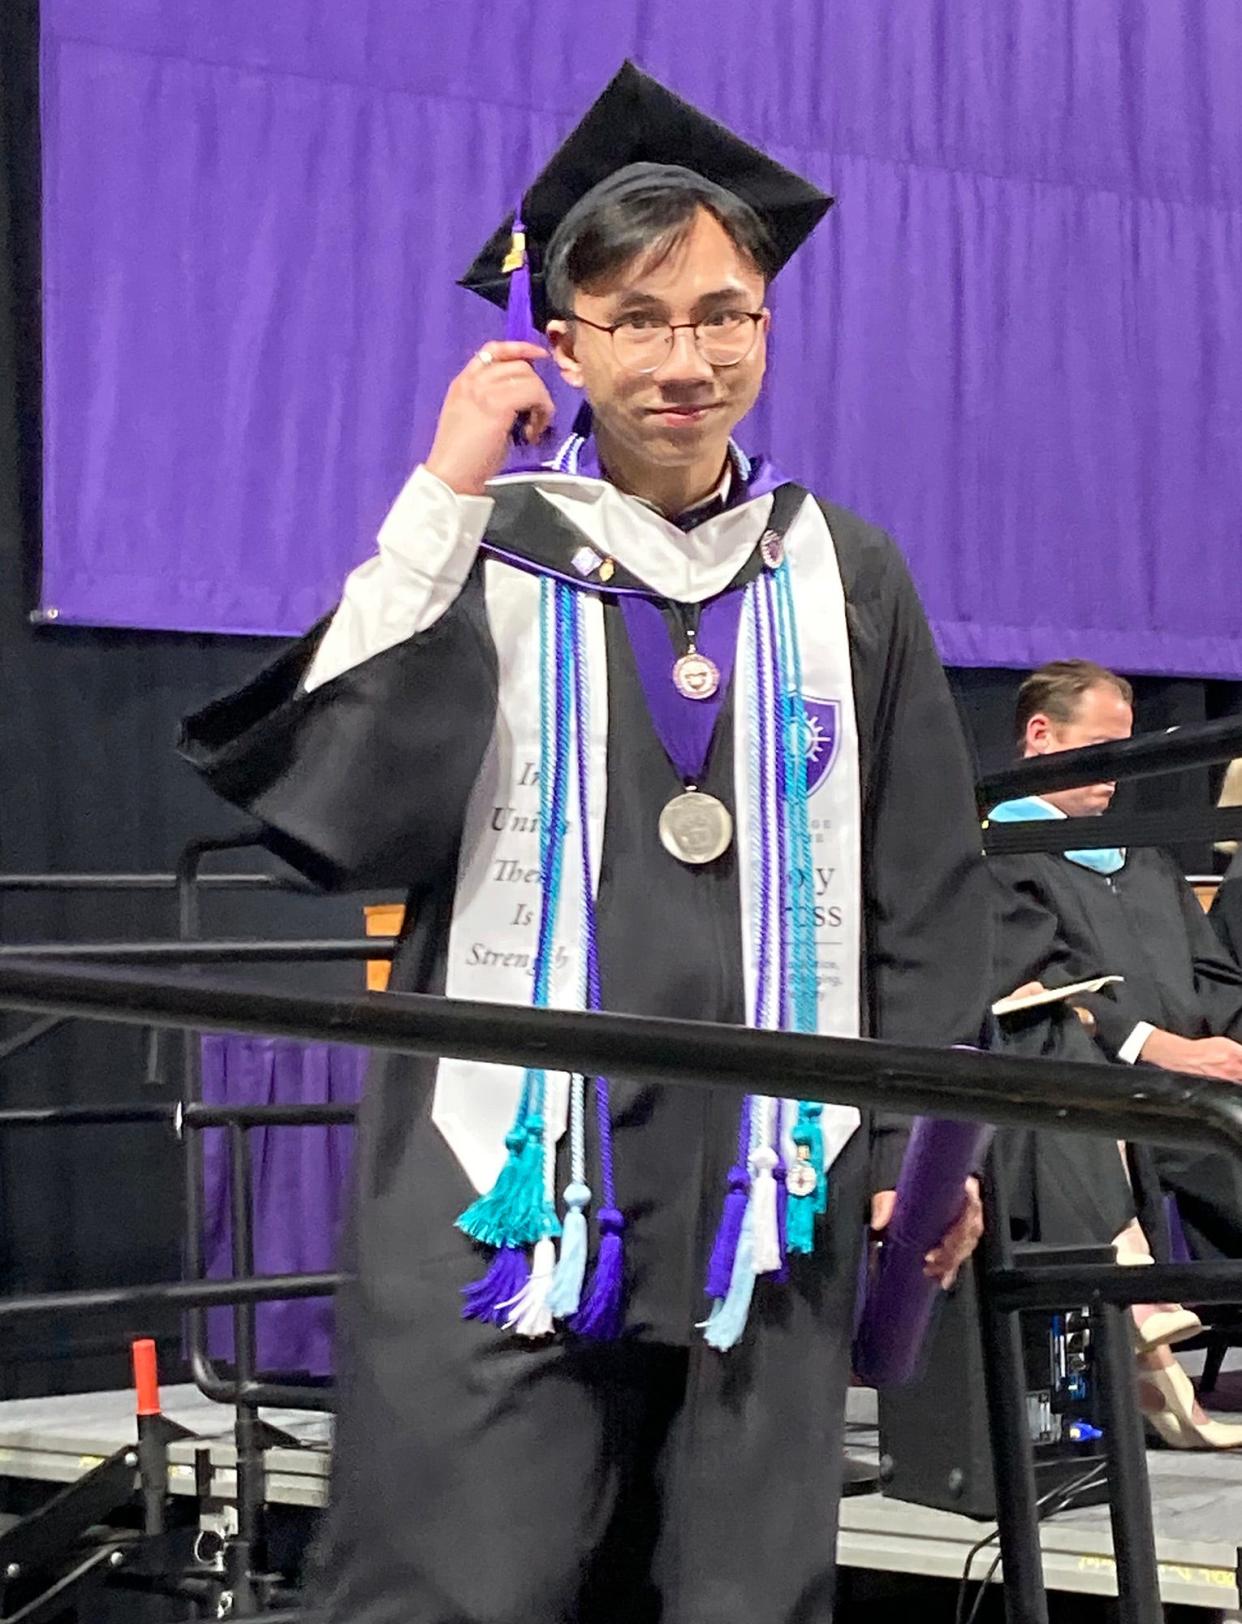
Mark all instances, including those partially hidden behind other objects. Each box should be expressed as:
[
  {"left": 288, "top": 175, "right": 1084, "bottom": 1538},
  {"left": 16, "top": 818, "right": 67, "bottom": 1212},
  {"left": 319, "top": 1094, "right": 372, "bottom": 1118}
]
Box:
[
  {"left": 985, "top": 860, "right": 1153, "bottom": 1059},
  {"left": 986, "top": 861, "right": 1077, "bottom": 997},
  {"left": 177, "top": 472, "right": 499, "bottom": 892},
  {"left": 1068, "top": 978, "right": 1153, "bottom": 1060},
  {"left": 840, "top": 521, "right": 994, "bottom": 1189}
]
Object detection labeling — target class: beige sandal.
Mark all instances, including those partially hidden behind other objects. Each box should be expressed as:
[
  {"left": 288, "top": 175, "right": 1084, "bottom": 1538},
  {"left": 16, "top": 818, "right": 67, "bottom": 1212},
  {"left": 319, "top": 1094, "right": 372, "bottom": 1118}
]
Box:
[{"left": 1137, "top": 1363, "right": 1242, "bottom": 1450}]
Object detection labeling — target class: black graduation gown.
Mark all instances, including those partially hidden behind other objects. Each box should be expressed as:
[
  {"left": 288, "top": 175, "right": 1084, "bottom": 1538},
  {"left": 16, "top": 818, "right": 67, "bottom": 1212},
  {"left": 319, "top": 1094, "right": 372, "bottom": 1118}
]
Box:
[
  {"left": 179, "top": 485, "right": 991, "bottom": 1624},
  {"left": 988, "top": 846, "right": 1242, "bottom": 1261},
  {"left": 985, "top": 862, "right": 1140, "bottom": 1249},
  {"left": 990, "top": 1005, "right": 1140, "bottom": 1249}
]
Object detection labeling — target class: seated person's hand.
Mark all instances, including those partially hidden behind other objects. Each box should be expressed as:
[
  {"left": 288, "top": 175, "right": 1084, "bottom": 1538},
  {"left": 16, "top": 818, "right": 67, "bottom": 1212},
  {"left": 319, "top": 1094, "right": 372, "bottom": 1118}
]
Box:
[
  {"left": 1004, "top": 981, "right": 1095, "bottom": 1029},
  {"left": 869, "top": 1177, "right": 985, "bottom": 1291},
  {"left": 1139, "top": 1029, "right": 1242, "bottom": 1083}
]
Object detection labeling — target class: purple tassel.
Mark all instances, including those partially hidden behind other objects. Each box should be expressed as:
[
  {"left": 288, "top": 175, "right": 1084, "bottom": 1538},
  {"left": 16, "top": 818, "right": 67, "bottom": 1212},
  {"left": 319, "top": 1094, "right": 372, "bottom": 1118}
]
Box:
[
  {"left": 503, "top": 204, "right": 547, "bottom": 449},
  {"left": 570, "top": 1208, "right": 625, "bottom": 1340},
  {"left": 461, "top": 1245, "right": 529, "bottom": 1327},
  {"left": 504, "top": 208, "right": 539, "bottom": 345},
  {"left": 705, "top": 1165, "right": 750, "bottom": 1300}
]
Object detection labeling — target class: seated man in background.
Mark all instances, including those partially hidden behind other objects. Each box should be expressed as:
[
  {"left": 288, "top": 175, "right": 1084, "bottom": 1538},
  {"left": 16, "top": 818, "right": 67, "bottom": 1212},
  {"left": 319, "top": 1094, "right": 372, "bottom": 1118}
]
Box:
[{"left": 987, "top": 658, "right": 1242, "bottom": 1449}]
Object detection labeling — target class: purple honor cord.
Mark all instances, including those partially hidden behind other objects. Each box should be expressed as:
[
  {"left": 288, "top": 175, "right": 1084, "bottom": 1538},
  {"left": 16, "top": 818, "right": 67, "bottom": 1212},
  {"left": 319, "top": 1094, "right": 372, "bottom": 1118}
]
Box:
[
  {"left": 619, "top": 592, "right": 747, "bottom": 786},
  {"left": 564, "top": 586, "right": 625, "bottom": 1339}
]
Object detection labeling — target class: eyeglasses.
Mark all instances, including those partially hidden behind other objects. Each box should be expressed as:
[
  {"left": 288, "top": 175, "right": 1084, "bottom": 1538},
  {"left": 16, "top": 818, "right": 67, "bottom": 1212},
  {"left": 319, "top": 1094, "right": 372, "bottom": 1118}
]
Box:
[{"left": 569, "top": 309, "right": 765, "bottom": 373}]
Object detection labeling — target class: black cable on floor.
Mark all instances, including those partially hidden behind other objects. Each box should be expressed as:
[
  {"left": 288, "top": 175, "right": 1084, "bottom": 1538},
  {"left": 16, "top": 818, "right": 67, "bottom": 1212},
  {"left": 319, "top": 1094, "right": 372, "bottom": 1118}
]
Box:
[{"left": 953, "top": 1461, "right": 1109, "bottom": 1624}]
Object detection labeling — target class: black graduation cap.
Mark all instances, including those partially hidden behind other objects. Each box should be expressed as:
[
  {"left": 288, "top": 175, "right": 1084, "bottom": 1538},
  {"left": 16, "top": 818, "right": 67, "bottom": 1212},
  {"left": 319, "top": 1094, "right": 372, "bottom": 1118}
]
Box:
[{"left": 459, "top": 60, "right": 833, "bottom": 333}]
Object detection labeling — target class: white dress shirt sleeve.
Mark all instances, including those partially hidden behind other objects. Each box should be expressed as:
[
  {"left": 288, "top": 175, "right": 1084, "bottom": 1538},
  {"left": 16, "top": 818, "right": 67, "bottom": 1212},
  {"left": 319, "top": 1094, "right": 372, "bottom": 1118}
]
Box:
[
  {"left": 303, "top": 465, "right": 494, "bottom": 693},
  {"left": 1117, "top": 1021, "right": 1156, "bottom": 1064}
]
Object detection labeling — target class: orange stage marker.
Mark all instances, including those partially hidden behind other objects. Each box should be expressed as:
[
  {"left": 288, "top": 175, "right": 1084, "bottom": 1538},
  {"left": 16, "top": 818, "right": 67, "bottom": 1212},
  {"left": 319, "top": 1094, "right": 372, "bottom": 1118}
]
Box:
[{"left": 132, "top": 1337, "right": 160, "bottom": 1417}]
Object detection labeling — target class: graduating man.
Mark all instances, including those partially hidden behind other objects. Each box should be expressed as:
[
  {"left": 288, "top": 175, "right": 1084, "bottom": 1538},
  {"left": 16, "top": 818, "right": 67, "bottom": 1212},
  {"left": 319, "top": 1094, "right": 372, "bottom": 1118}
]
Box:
[
  {"left": 988, "top": 658, "right": 1242, "bottom": 1449},
  {"left": 181, "top": 63, "right": 989, "bottom": 1624}
]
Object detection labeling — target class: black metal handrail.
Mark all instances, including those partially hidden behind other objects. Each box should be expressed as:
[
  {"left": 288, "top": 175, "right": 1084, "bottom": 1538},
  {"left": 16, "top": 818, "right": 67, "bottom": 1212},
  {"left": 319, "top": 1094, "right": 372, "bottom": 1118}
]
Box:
[
  {"left": 991, "top": 1259, "right": 1242, "bottom": 1312},
  {"left": 977, "top": 711, "right": 1242, "bottom": 806},
  {"left": 984, "top": 803, "right": 1242, "bottom": 856},
  {"left": 0, "top": 956, "right": 1240, "bottom": 1156},
  {"left": 0, "top": 1273, "right": 341, "bottom": 1324}
]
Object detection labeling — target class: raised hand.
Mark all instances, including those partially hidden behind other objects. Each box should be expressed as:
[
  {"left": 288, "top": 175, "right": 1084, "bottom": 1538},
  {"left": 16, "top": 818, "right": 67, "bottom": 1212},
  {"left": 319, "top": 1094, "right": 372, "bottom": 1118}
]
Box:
[{"left": 425, "top": 342, "right": 555, "bottom": 497}]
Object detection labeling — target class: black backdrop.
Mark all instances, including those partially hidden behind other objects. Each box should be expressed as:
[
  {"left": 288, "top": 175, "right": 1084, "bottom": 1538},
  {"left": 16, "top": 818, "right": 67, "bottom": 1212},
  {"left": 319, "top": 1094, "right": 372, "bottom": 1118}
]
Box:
[{"left": 2, "top": 0, "right": 1239, "bottom": 1397}]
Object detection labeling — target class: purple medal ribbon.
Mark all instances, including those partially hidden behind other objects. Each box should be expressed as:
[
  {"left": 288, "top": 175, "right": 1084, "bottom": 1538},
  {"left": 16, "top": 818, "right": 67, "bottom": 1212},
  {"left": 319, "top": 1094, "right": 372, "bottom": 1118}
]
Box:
[{"left": 619, "top": 593, "right": 746, "bottom": 786}]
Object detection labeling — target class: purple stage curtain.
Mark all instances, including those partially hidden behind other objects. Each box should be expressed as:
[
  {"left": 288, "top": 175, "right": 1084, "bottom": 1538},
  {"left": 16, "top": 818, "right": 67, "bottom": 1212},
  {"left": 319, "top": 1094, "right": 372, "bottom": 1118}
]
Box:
[
  {"left": 39, "top": 2, "right": 1242, "bottom": 678},
  {"left": 201, "top": 1034, "right": 363, "bottom": 1376}
]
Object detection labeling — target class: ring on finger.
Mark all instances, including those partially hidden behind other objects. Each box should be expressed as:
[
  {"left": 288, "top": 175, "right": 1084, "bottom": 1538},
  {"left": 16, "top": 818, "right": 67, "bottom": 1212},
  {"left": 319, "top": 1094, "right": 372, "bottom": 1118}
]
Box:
[{"left": 477, "top": 347, "right": 495, "bottom": 366}]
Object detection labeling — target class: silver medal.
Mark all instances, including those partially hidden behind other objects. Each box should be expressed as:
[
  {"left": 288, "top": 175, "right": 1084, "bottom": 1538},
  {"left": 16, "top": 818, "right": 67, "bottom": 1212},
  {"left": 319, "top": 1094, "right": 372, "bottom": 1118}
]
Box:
[{"left": 658, "top": 790, "right": 733, "bottom": 865}]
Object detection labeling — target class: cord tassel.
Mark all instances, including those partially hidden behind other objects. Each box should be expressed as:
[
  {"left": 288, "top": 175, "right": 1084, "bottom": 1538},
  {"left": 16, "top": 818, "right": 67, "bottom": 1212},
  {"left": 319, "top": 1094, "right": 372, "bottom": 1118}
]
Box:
[
  {"left": 503, "top": 1235, "right": 558, "bottom": 1338},
  {"left": 461, "top": 1245, "right": 530, "bottom": 1326},
  {"left": 705, "top": 1162, "right": 751, "bottom": 1300},
  {"left": 570, "top": 1207, "right": 626, "bottom": 1340},
  {"left": 548, "top": 1180, "right": 591, "bottom": 1317},
  {"left": 701, "top": 1201, "right": 757, "bottom": 1351},
  {"left": 456, "top": 1109, "right": 554, "bottom": 1250},
  {"left": 750, "top": 1146, "right": 782, "bottom": 1275}
]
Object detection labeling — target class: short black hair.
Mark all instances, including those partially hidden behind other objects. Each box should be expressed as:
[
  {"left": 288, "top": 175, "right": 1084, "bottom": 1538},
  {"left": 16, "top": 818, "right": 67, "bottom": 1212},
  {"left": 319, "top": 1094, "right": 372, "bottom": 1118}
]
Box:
[{"left": 543, "top": 162, "right": 775, "bottom": 318}]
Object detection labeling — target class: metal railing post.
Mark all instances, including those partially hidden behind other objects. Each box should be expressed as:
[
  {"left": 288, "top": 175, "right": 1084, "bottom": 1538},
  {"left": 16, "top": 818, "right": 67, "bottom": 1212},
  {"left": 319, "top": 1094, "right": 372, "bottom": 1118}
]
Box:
[
  {"left": 1093, "top": 1301, "right": 1163, "bottom": 1623},
  {"left": 228, "top": 1120, "right": 265, "bottom": 1613},
  {"left": 976, "top": 1169, "right": 1050, "bottom": 1624}
]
